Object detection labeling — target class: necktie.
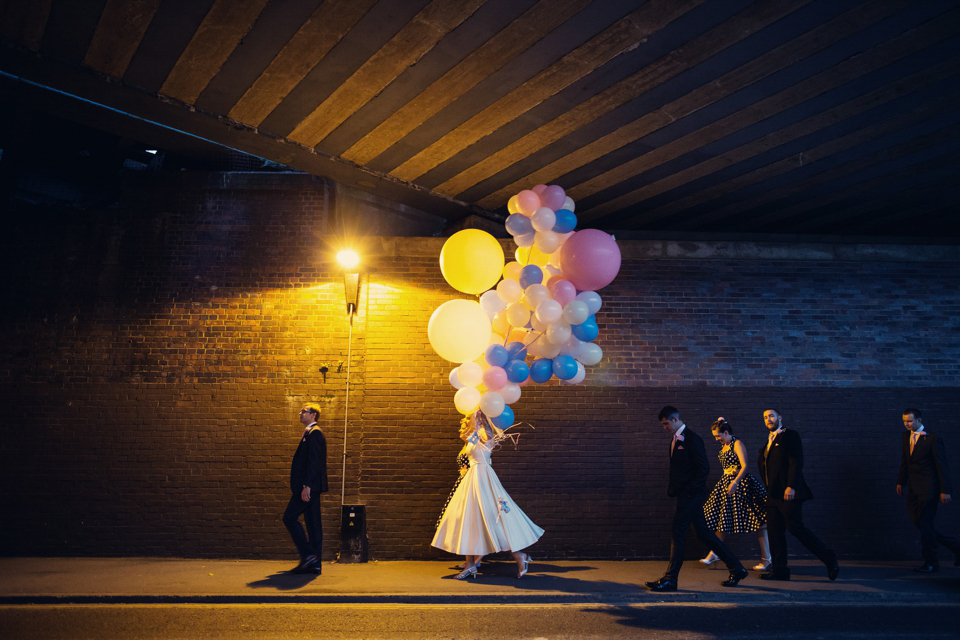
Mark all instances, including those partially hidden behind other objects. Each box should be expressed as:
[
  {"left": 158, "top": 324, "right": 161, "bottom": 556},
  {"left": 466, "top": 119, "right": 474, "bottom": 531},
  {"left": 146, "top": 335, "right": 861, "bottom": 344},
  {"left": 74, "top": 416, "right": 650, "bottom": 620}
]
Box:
[{"left": 910, "top": 432, "right": 919, "bottom": 454}]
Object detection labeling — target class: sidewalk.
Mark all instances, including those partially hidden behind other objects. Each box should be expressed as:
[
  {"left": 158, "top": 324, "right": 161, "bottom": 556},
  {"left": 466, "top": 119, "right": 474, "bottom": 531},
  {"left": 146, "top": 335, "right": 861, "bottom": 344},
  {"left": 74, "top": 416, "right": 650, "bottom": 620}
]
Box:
[{"left": 0, "top": 558, "right": 958, "bottom": 605}]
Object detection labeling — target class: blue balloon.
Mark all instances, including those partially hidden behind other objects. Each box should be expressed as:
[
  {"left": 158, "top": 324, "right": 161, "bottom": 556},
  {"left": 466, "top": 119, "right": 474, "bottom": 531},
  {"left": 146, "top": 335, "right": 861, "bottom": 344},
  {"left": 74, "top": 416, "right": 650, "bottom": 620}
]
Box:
[
  {"left": 552, "top": 208, "right": 577, "bottom": 234},
  {"left": 571, "top": 315, "right": 599, "bottom": 342},
  {"left": 505, "top": 213, "right": 534, "bottom": 237},
  {"left": 518, "top": 264, "right": 543, "bottom": 289},
  {"left": 485, "top": 344, "right": 509, "bottom": 367},
  {"left": 552, "top": 354, "right": 578, "bottom": 380},
  {"left": 505, "top": 341, "right": 527, "bottom": 361},
  {"left": 530, "top": 358, "right": 554, "bottom": 383},
  {"left": 491, "top": 404, "right": 515, "bottom": 429},
  {"left": 504, "top": 359, "right": 530, "bottom": 383}
]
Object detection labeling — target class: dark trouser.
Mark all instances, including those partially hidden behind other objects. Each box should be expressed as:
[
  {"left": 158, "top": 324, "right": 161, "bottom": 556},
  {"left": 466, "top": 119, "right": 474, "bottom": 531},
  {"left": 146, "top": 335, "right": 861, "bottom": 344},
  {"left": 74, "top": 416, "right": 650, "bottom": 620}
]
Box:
[
  {"left": 907, "top": 493, "right": 960, "bottom": 564},
  {"left": 283, "top": 493, "right": 323, "bottom": 560},
  {"left": 665, "top": 491, "right": 744, "bottom": 580},
  {"left": 766, "top": 499, "right": 835, "bottom": 570}
]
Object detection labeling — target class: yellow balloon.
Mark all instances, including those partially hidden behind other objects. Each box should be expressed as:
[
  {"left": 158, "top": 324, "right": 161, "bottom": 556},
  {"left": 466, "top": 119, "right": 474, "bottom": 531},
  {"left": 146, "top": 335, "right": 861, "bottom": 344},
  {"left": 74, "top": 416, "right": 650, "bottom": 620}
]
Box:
[
  {"left": 428, "top": 299, "right": 492, "bottom": 363},
  {"left": 440, "top": 229, "right": 504, "bottom": 294},
  {"left": 515, "top": 245, "right": 552, "bottom": 267},
  {"left": 507, "top": 195, "right": 522, "bottom": 214}
]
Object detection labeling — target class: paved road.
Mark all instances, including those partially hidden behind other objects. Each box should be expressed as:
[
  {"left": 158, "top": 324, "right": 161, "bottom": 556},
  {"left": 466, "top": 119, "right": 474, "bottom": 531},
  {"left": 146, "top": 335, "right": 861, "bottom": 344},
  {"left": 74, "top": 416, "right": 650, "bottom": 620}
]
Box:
[{"left": 2, "top": 602, "right": 958, "bottom": 639}]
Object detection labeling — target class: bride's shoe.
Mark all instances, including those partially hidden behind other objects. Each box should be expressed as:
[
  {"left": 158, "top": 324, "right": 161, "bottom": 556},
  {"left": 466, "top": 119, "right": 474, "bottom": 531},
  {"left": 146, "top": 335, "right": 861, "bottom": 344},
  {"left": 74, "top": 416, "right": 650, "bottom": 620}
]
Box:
[
  {"left": 455, "top": 565, "right": 478, "bottom": 580},
  {"left": 517, "top": 553, "right": 531, "bottom": 578},
  {"left": 753, "top": 558, "right": 772, "bottom": 571},
  {"left": 699, "top": 551, "right": 720, "bottom": 566},
  {"left": 455, "top": 560, "right": 481, "bottom": 570}
]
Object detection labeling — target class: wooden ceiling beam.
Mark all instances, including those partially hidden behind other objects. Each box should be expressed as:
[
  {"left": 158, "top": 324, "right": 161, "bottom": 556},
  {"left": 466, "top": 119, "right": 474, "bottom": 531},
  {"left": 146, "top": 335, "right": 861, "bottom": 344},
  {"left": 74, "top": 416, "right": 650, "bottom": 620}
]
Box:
[
  {"left": 389, "top": 0, "right": 707, "bottom": 182},
  {"left": 0, "top": 0, "right": 52, "bottom": 50},
  {"left": 576, "top": 7, "right": 960, "bottom": 222},
  {"left": 83, "top": 0, "right": 161, "bottom": 79}
]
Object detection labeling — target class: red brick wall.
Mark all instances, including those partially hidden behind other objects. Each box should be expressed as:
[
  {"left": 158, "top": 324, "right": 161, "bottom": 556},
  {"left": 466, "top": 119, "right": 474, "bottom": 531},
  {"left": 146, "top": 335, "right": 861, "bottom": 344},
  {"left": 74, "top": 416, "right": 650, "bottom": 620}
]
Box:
[{"left": 2, "top": 172, "right": 959, "bottom": 562}]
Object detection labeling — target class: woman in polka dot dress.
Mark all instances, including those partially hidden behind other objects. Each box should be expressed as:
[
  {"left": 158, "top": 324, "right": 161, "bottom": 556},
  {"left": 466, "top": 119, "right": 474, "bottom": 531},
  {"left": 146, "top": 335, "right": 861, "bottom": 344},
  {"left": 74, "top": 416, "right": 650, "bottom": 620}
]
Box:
[{"left": 701, "top": 417, "right": 772, "bottom": 571}]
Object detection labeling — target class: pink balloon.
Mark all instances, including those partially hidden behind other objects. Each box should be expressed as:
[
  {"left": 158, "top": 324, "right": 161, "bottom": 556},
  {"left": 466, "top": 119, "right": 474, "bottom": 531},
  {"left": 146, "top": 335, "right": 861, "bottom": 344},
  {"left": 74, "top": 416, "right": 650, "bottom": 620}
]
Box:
[
  {"left": 532, "top": 184, "right": 548, "bottom": 195},
  {"left": 516, "top": 190, "right": 541, "bottom": 215},
  {"left": 549, "top": 278, "right": 577, "bottom": 307},
  {"left": 559, "top": 229, "right": 621, "bottom": 291},
  {"left": 541, "top": 185, "right": 566, "bottom": 211},
  {"left": 482, "top": 366, "right": 507, "bottom": 391}
]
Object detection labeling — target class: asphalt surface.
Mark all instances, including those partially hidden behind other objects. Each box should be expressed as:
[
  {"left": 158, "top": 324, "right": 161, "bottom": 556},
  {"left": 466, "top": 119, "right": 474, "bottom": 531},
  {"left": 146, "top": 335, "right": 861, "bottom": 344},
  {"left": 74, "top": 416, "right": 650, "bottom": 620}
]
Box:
[{"left": 1, "top": 557, "right": 958, "bottom": 604}]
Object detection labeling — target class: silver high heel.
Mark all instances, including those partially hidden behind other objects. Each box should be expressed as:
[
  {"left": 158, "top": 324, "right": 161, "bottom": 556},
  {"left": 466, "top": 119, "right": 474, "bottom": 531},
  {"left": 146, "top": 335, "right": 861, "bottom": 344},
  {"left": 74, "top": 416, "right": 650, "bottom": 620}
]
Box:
[
  {"left": 455, "top": 560, "right": 481, "bottom": 570},
  {"left": 455, "top": 565, "right": 478, "bottom": 580},
  {"left": 753, "top": 558, "right": 772, "bottom": 571},
  {"left": 517, "top": 553, "right": 530, "bottom": 578},
  {"left": 699, "top": 551, "right": 720, "bottom": 566}
]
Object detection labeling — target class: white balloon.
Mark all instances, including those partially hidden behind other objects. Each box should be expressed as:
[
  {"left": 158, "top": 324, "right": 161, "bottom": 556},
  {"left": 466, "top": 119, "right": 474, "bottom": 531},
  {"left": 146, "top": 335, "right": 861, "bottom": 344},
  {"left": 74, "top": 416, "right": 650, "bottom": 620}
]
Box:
[
  {"left": 544, "top": 264, "right": 562, "bottom": 277},
  {"left": 515, "top": 231, "right": 535, "bottom": 248},
  {"left": 523, "top": 283, "right": 550, "bottom": 310},
  {"left": 560, "top": 334, "right": 584, "bottom": 357},
  {"left": 506, "top": 301, "right": 530, "bottom": 327},
  {"left": 458, "top": 361, "right": 483, "bottom": 387},
  {"left": 497, "top": 278, "right": 523, "bottom": 304},
  {"left": 535, "top": 230, "right": 559, "bottom": 254},
  {"left": 500, "top": 382, "right": 521, "bottom": 404},
  {"left": 531, "top": 207, "right": 556, "bottom": 232},
  {"left": 449, "top": 367, "right": 464, "bottom": 389},
  {"left": 535, "top": 298, "right": 563, "bottom": 324},
  {"left": 480, "top": 391, "right": 505, "bottom": 418},
  {"left": 562, "top": 196, "right": 575, "bottom": 212},
  {"left": 530, "top": 313, "right": 549, "bottom": 332},
  {"left": 480, "top": 289, "right": 506, "bottom": 316},
  {"left": 563, "top": 361, "right": 586, "bottom": 384},
  {"left": 562, "top": 300, "right": 590, "bottom": 325},
  {"left": 546, "top": 320, "right": 571, "bottom": 344},
  {"left": 576, "top": 342, "right": 603, "bottom": 366},
  {"left": 503, "top": 261, "right": 522, "bottom": 281},
  {"left": 538, "top": 339, "right": 562, "bottom": 359},
  {"left": 576, "top": 290, "right": 602, "bottom": 315},
  {"left": 454, "top": 386, "right": 481, "bottom": 414}
]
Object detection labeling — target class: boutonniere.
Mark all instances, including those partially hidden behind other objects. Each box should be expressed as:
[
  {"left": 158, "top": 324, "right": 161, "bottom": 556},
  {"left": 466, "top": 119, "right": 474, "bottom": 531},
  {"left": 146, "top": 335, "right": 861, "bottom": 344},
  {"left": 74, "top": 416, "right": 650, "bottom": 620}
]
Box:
[
  {"left": 675, "top": 433, "right": 685, "bottom": 442},
  {"left": 918, "top": 432, "right": 928, "bottom": 438}
]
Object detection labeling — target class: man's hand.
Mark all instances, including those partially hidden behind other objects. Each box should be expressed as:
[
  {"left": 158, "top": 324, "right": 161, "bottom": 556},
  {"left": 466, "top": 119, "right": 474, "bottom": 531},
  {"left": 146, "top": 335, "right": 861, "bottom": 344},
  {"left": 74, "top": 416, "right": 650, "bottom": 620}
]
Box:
[
  {"left": 784, "top": 487, "right": 795, "bottom": 501},
  {"left": 301, "top": 486, "right": 311, "bottom": 502},
  {"left": 941, "top": 493, "right": 952, "bottom": 504},
  {"left": 896, "top": 484, "right": 903, "bottom": 496}
]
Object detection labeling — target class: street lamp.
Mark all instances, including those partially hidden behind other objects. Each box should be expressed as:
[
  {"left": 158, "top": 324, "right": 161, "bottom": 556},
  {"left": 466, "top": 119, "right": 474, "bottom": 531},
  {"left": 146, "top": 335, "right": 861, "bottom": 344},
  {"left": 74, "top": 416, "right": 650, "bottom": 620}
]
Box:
[{"left": 336, "top": 248, "right": 367, "bottom": 562}]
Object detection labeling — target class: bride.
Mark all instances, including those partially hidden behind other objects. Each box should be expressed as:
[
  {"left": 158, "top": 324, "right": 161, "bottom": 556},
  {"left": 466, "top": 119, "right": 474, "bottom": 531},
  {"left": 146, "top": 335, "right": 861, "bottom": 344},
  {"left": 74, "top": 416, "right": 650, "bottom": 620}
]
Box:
[{"left": 432, "top": 410, "right": 543, "bottom": 579}]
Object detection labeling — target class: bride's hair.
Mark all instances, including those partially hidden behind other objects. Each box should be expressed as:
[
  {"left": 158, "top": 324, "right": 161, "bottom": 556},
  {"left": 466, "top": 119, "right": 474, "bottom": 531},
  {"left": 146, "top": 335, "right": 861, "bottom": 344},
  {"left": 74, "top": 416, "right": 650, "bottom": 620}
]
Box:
[{"left": 474, "top": 410, "right": 504, "bottom": 443}]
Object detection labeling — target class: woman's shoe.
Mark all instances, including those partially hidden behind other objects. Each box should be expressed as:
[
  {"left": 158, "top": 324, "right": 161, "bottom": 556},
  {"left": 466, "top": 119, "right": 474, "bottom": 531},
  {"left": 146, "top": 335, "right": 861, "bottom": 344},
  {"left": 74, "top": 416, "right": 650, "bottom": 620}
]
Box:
[
  {"left": 455, "top": 566, "right": 478, "bottom": 580},
  {"left": 753, "top": 558, "right": 772, "bottom": 571},
  {"left": 699, "top": 551, "right": 720, "bottom": 566},
  {"left": 455, "top": 561, "right": 481, "bottom": 570},
  {"left": 517, "top": 553, "right": 530, "bottom": 578}
]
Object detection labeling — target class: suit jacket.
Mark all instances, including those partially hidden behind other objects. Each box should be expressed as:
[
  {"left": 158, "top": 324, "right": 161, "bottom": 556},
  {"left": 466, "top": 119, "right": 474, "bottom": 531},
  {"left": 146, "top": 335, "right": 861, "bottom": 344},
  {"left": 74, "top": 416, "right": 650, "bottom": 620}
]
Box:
[
  {"left": 290, "top": 426, "right": 329, "bottom": 495},
  {"left": 758, "top": 429, "right": 814, "bottom": 503},
  {"left": 898, "top": 429, "right": 953, "bottom": 500},
  {"left": 668, "top": 426, "right": 710, "bottom": 498}
]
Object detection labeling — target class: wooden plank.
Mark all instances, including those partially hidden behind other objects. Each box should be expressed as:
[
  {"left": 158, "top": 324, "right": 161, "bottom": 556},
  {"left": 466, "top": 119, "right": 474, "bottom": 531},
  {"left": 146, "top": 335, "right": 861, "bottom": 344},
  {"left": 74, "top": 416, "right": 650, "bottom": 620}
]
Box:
[
  {"left": 288, "top": 0, "right": 487, "bottom": 148},
  {"left": 474, "top": 0, "right": 911, "bottom": 210},
  {"left": 610, "top": 57, "right": 960, "bottom": 228},
  {"left": 341, "top": 0, "right": 593, "bottom": 166},
  {"left": 159, "top": 0, "right": 270, "bottom": 105},
  {"left": 576, "top": 9, "right": 960, "bottom": 222},
  {"left": 665, "top": 96, "right": 960, "bottom": 230},
  {"left": 0, "top": 0, "right": 52, "bottom": 49},
  {"left": 439, "top": 0, "right": 814, "bottom": 200},
  {"left": 83, "top": 0, "right": 162, "bottom": 79},
  {"left": 226, "top": 0, "right": 378, "bottom": 126},
  {"left": 390, "top": 0, "right": 708, "bottom": 182}
]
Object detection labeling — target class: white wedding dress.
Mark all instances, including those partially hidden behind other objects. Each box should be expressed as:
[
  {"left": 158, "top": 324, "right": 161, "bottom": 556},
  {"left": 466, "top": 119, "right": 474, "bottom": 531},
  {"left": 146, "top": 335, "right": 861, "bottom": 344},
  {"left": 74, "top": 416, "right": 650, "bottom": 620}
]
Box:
[{"left": 431, "top": 432, "right": 543, "bottom": 556}]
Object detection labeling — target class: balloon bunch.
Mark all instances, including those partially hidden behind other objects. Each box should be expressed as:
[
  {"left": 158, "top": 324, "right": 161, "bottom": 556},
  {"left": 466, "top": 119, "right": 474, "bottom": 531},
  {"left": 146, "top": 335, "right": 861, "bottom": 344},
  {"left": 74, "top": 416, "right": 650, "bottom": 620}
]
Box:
[{"left": 427, "top": 184, "right": 621, "bottom": 429}]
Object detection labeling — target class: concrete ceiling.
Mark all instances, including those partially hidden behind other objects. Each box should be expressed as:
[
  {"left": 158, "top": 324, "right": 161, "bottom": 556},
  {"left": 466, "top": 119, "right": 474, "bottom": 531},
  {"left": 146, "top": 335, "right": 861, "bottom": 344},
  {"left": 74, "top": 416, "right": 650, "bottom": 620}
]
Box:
[{"left": 2, "top": 0, "right": 959, "bottom": 238}]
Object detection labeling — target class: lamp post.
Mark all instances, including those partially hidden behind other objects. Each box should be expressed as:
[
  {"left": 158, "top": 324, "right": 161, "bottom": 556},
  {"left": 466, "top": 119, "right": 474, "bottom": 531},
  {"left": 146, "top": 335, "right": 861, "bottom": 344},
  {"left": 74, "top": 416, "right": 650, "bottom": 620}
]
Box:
[{"left": 335, "top": 249, "right": 367, "bottom": 562}]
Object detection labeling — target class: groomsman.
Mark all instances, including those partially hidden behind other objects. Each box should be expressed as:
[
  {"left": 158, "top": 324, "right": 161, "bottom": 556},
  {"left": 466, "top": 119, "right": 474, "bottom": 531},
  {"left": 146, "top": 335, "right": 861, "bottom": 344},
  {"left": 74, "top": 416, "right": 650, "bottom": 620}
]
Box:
[
  {"left": 757, "top": 408, "right": 838, "bottom": 581},
  {"left": 645, "top": 406, "right": 748, "bottom": 592},
  {"left": 897, "top": 408, "right": 960, "bottom": 572},
  {"left": 283, "top": 403, "right": 329, "bottom": 574}
]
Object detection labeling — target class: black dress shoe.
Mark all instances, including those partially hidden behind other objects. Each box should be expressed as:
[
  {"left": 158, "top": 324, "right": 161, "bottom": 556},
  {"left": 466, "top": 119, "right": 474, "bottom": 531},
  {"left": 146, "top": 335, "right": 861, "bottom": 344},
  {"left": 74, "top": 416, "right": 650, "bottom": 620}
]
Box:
[
  {"left": 759, "top": 569, "right": 791, "bottom": 581},
  {"left": 645, "top": 578, "right": 678, "bottom": 592},
  {"left": 721, "top": 568, "right": 749, "bottom": 587},
  {"left": 913, "top": 563, "right": 939, "bottom": 573},
  {"left": 291, "top": 555, "right": 318, "bottom": 574},
  {"left": 827, "top": 556, "right": 840, "bottom": 581}
]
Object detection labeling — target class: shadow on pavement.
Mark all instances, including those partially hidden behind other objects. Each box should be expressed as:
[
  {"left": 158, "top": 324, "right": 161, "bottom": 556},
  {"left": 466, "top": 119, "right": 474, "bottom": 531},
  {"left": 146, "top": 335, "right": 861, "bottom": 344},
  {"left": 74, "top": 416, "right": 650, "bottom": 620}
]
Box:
[{"left": 246, "top": 571, "right": 321, "bottom": 591}]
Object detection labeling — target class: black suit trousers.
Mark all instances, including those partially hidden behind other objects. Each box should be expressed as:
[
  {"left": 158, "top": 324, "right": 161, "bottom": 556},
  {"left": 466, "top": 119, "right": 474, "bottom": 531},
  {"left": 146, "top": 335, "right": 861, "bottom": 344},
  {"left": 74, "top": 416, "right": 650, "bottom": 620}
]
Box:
[
  {"left": 283, "top": 493, "right": 323, "bottom": 559},
  {"left": 665, "top": 491, "right": 743, "bottom": 579},
  {"left": 766, "top": 500, "right": 834, "bottom": 570},
  {"left": 907, "top": 493, "right": 960, "bottom": 563}
]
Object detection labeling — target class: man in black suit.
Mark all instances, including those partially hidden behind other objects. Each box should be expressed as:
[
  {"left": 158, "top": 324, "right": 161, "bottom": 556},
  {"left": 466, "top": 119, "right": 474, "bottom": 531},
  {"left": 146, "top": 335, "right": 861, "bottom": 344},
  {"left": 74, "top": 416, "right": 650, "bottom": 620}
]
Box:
[
  {"left": 897, "top": 407, "right": 960, "bottom": 573},
  {"left": 645, "top": 406, "right": 749, "bottom": 592},
  {"left": 757, "top": 408, "right": 838, "bottom": 581},
  {"left": 283, "top": 403, "right": 329, "bottom": 574}
]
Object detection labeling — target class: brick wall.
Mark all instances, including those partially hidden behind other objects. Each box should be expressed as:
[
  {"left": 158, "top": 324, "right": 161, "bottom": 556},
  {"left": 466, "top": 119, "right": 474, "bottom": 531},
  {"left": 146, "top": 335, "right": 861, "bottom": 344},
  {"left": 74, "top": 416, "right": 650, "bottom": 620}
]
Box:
[{"left": 2, "top": 172, "right": 959, "bottom": 562}]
